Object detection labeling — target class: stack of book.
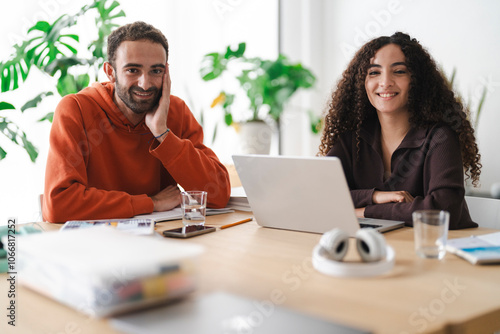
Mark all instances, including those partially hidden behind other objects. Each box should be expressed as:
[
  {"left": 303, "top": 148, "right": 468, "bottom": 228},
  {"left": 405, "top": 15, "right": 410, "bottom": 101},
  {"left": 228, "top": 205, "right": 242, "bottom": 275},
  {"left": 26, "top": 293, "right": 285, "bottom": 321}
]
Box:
[
  {"left": 227, "top": 187, "right": 251, "bottom": 212},
  {"left": 18, "top": 227, "right": 204, "bottom": 317}
]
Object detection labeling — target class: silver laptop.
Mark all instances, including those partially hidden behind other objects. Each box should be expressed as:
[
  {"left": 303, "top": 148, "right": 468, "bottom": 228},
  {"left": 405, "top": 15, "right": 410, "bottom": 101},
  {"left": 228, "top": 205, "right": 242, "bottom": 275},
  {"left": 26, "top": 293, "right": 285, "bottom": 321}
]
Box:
[
  {"left": 111, "top": 291, "right": 371, "bottom": 334},
  {"left": 232, "top": 155, "right": 404, "bottom": 236}
]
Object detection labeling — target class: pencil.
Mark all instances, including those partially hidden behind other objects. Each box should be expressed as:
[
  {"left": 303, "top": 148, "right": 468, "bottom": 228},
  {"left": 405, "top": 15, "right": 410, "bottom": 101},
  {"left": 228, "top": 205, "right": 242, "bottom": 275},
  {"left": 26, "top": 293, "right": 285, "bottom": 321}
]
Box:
[{"left": 220, "top": 218, "right": 253, "bottom": 229}]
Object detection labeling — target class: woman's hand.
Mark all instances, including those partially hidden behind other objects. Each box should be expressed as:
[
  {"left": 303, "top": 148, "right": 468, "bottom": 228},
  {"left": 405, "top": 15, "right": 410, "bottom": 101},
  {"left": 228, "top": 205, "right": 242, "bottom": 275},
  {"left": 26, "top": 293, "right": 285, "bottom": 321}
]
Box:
[
  {"left": 355, "top": 207, "right": 365, "bottom": 218},
  {"left": 372, "top": 190, "right": 414, "bottom": 204}
]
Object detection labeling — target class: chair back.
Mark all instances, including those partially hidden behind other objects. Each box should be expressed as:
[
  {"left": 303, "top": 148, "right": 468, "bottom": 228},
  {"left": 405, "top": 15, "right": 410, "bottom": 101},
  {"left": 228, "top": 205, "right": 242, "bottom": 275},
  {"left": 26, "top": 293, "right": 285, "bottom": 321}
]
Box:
[{"left": 465, "top": 196, "right": 500, "bottom": 229}]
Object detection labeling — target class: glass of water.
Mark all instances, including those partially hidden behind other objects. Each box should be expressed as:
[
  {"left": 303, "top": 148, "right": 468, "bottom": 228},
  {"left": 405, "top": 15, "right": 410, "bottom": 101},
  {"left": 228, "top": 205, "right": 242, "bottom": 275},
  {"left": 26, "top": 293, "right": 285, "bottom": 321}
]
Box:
[
  {"left": 181, "top": 191, "right": 207, "bottom": 226},
  {"left": 413, "top": 210, "right": 450, "bottom": 260}
]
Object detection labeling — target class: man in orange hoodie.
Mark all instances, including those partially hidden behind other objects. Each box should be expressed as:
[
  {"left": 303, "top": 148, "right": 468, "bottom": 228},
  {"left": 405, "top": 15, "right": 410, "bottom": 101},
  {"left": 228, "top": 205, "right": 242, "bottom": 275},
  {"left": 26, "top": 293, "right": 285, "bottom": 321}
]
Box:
[{"left": 43, "top": 21, "right": 231, "bottom": 223}]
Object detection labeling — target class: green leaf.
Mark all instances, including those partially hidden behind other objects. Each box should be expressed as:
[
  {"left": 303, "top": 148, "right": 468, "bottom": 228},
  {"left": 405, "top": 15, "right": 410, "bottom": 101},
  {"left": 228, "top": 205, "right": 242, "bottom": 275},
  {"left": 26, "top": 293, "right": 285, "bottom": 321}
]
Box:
[
  {"left": 44, "top": 56, "right": 86, "bottom": 76},
  {"left": 89, "top": 0, "right": 126, "bottom": 63},
  {"left": 75, "top": 73, "right": 90, "bottom": 91},
  {"left": 223, "top": 93, "right": 235, "bottom": 108},
  {"left": 200, "top": 53, "right": 226, "bottom": 81},
  {"left": 0, "top": 41, "right": 32, "bottom": 92},
  {"left": 21, "top": 91, "right": 54, "bottom": 111},
  {"left": 308, "top": 110, "right": 323, "bottom": 134},
  {"left": 21, "top": 133, "right": 39, "bottom": 162},
  {"left": 224, "top": 112, "right": 233, "bottom": 126},
  {"left": 27, "top": 15, "right": 80, "bottom": 69},
  {"left": 211, "top": 122, "right": 218, "bottom": 144},
  {"left": 56, "top": 73, "right": 88, "bottom": 96},
  {"left": 28, "top": 21, "right": 51, "bottom": 33},
  {"left": 5, "top": 127, "right": 19, "bottom": 144},
  {"left": 0, "top": 102, "right": 16, "bottom": 110},
  {"left": 62, "top": 34, "right": 79, "bottom": 42},
  {"left": 59, "top": 42, "right": 78, "bottom": 55},
  {"left": 38, "top": 112, "right": 54, "bottom": 123},
  {"left": 224, "top": 42, "right": 246, "bottom": 59},
  {"left": 0, "top": 118, "right": 38, "bottom": 162},
  {"left": 0, "top": 146, "right": 6, "bottom": 160},
  {"left": 57, "top": 74, "right": 78, "bottom": 96}
]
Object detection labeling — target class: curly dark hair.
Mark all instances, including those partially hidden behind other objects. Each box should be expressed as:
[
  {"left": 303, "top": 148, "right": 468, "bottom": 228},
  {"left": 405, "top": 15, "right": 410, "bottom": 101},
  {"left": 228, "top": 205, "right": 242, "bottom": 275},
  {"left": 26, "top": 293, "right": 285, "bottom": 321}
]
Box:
[
  {"left": 107, "top": 21, "right": 169, "bottom": 66},
  {"left": 318, "top": 32, "right": 481, "bottom": 186}
]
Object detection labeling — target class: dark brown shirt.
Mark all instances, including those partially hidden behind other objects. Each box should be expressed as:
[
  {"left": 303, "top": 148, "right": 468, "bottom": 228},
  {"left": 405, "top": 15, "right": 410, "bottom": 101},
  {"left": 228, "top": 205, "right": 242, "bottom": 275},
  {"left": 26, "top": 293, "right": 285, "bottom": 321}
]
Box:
[{"left": 327, "top": 119, "right": 476, "bottom": 229}]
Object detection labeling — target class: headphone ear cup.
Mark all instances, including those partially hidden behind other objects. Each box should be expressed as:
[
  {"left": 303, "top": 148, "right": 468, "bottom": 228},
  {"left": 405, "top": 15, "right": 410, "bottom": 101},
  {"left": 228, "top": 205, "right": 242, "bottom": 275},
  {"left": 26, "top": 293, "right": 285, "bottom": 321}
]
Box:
[
  {"left": 319, "top": 228, "right": 350, "bottom": 261},
  {"left": 355, "top": 229, "right": 387, "bottom": 262}
]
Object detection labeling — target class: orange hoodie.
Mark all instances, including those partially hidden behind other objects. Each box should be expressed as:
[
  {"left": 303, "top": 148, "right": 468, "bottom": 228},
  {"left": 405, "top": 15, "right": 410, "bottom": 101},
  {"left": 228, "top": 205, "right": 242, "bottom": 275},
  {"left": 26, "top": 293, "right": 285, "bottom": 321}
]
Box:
[{"left": 43, "top": 82, "right": 230, "bottom": 223}]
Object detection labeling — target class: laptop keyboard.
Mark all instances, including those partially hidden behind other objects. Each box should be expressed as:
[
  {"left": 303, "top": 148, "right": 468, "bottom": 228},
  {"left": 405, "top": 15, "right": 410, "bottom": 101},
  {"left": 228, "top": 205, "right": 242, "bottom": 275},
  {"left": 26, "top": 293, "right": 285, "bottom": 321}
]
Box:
[{"left": 359, "top": 223, "right": 383, "bottom": 229}]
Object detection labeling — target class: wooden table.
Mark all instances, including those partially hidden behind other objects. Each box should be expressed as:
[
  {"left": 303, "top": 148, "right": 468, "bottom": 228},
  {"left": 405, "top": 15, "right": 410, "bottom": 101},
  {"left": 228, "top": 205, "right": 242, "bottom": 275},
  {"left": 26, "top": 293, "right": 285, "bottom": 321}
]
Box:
[{"left": 1, "top": 212, "right": 499, "bottom": 334}]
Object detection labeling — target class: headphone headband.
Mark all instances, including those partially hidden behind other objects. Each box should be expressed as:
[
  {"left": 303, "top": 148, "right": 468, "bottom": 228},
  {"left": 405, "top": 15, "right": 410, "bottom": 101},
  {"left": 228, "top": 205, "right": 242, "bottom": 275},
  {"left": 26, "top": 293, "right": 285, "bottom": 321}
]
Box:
[{"left": 312, "top": 244, "right": 395, "bottom": 278}]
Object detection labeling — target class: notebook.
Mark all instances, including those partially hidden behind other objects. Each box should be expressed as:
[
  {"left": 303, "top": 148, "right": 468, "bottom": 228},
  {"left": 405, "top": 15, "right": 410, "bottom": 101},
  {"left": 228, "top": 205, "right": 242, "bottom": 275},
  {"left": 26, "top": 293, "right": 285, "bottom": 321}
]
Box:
[
  {"left": 232, "top": 155, "right": 404, "bottom": 236},
  {"left": 111, "top": 291, "right": 371, "bottom": 334}
]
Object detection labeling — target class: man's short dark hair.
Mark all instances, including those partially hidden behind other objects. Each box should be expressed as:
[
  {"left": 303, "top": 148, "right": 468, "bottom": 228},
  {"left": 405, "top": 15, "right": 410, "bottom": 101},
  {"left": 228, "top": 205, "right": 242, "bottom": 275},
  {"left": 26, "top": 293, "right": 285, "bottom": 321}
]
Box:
[{"left": 107, "top": 21, "right": 169, "bottom": 66}]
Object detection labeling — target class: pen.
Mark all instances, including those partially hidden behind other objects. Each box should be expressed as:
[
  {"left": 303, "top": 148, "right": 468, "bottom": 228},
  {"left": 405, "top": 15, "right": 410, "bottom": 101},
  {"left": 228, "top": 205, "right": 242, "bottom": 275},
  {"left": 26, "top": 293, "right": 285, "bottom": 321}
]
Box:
[{"left": 220, "top": 218, "right": 253, "bottom": 230}]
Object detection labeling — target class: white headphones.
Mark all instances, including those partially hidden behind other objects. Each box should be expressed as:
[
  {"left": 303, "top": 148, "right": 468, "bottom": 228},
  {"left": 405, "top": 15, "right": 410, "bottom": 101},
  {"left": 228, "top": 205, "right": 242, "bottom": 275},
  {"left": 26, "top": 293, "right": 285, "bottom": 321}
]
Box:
[{"left": 312, "top": 228, "right": 395, "bottom": 278}]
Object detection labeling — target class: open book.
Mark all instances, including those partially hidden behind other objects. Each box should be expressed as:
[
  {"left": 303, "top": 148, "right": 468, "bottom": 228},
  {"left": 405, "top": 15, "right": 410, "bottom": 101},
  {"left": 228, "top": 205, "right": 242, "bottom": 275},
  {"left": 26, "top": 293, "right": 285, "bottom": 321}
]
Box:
[
  {"left": 133, "top": 207, "right": 234, "bottom": 222},
  {"left": 60, "top": 219, "right": 155, "bottom": 235},
  {"left": 446, "top": 232, "right": 500, "bottom": 265}
]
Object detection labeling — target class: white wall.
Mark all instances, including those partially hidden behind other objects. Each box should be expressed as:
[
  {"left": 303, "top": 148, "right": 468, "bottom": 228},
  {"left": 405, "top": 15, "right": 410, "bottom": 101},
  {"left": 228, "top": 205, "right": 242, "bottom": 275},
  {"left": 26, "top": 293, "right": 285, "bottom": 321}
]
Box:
[
  {"left": 280, "top": 0, "right": 500, "bottom": 195},
  {"left": 0, "top": 0, "right": 278, "bottom": 224}
]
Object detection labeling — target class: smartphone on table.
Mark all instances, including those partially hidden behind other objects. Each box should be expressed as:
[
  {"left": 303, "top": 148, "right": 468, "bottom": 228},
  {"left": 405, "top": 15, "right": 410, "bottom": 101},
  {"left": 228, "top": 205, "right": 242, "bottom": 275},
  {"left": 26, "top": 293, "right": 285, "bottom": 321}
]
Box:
[{"left": 162, "top": 225, "right": 216, "bottom": 238}]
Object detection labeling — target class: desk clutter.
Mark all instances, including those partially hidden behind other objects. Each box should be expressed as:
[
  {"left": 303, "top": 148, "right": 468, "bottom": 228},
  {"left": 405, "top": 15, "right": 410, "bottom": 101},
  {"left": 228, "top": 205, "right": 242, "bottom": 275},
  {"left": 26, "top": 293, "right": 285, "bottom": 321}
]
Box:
[
  {"left": 17, "top": 227, "right": 203, "bottom": 317},
  {"left": 227, "top": 186, "right": 251, "bottom": 211}
]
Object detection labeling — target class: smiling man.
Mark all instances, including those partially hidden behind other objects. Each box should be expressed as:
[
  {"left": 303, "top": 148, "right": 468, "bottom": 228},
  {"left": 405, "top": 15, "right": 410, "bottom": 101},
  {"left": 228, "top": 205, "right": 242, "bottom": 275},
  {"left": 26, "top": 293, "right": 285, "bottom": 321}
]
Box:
[{"left": 43, "top": 21, "right": 230, "bottom": 223}]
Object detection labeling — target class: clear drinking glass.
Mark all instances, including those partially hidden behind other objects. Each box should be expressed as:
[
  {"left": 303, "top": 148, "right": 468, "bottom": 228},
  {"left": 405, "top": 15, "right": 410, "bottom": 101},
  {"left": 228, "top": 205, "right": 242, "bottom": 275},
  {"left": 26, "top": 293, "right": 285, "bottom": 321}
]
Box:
[
  {"left": 181, "top": 191, "right": 207, "bottom": 226},
  {"left": 413, "top": 210, "right": 450, "bottom": 260}
]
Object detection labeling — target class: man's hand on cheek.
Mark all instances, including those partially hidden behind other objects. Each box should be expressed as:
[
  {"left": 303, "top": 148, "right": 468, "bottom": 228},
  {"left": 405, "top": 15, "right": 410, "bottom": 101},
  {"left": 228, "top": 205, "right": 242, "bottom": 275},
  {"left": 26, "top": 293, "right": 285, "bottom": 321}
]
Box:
[{"left": 146, "top": 63, "right": 171, "bottom": 142}]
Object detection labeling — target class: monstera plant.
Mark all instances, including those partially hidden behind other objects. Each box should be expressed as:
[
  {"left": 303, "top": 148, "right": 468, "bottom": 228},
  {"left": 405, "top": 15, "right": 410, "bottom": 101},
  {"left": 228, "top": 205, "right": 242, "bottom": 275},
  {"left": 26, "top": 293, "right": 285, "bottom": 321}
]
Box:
[{"left": 0, "top": 0, "right": 125, "bottom": 162}]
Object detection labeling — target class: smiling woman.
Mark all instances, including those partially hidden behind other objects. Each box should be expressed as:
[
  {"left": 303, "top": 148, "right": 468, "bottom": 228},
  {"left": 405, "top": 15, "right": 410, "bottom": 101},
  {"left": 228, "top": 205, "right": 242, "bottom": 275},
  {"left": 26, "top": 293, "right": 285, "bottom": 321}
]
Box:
[
  {"left": 320, "top": 32, "right": 481, "bottom": 230},
  {"left": 364, "top": 44, "right": 411, "bottom": 117}
]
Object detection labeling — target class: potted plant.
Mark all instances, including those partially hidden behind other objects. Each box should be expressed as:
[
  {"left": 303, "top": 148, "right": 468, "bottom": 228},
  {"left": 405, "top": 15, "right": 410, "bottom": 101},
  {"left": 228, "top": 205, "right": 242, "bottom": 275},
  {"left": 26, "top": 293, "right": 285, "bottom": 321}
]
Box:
[
  {"left": 0, "top": 0, "right": 125, "bottom": 162},
  {"left": 200, "top": 43, "right": 316, "bottom": 154}
]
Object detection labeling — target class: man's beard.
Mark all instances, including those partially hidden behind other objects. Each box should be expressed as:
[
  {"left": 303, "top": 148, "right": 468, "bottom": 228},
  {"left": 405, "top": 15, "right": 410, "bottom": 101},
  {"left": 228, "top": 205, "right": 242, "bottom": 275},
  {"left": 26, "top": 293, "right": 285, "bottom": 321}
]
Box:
[{"left": 115, "top": 76, "right": 161, "bottom": 114}]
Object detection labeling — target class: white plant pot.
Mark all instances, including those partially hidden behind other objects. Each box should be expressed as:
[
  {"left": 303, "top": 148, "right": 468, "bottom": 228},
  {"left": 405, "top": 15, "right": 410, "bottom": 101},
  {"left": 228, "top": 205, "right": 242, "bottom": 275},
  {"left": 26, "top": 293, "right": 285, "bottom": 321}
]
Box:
[
  {"left": 238, "top": 121, "right": 273, "bottom": 155},
  {"left": 491, "top": 182, "right": 500, "bottom": 199}
]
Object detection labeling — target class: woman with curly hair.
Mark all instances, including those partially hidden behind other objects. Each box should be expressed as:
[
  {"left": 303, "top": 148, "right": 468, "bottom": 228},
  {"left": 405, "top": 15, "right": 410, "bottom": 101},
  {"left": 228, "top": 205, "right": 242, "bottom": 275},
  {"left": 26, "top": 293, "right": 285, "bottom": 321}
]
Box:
[{"left": 319, "top": 32, "right": 481, "bottom": 229}]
